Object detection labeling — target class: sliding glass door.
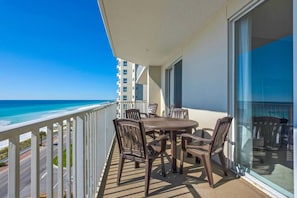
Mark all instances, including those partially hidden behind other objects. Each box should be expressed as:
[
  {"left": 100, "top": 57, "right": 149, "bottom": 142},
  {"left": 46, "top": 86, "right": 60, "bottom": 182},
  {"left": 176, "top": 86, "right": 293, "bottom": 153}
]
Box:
[{"left": 233, "top": 0, "right": 293, "bottom": 196}]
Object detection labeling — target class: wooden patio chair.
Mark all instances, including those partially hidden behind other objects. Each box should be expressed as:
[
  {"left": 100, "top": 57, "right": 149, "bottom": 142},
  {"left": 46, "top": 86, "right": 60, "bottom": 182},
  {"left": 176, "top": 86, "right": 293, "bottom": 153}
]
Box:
[
  {"left": 139, "top": 103, "right": 159, "bottom": 118},
  {"left": 125, "top": 108, "right": 156, "bottom": 138},
  {"left": 179, "top": 116, "right": 233, "bottom": 187},
  {"left": 147, "top": 103, "right": 158, "bottom": 117},
  {"left": 167, "top": 108, "right": 191, "bottom": 135},
  {"left": 125, "top": 108, "right": 141, "bottom": 120},
  {"left": 169, "top": 108, "right": 189, "bottom": 120},
  {"left": 252, "top": 116, "right": 287, "bottom": 150},
  {"left": 113, "top": 118, "right": 167, "bottom": 197}
]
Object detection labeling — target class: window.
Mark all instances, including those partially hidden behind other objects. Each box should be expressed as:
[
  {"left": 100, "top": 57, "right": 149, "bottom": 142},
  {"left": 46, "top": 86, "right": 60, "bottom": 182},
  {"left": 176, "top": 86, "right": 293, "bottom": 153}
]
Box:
[
  {"left": 123, "top": 78, "right": 127, "bottom": 83},
  {"left": 123, "top": 104, "right": 127, "bottom": 110},
  {"left": 123, "top": 87, "right": 127, "bottom": 92},
  {"left": 165, "top": 59, "right": 182, "bottom": 109},
  {"left": 123, "top": 61, "right": 127, "bottom": 66},
  {"left": 123, "top": 69, "right": 127, "bottom": 75},
  {"left": 123, "top": 95, "right": 127, "bottom": 101}
]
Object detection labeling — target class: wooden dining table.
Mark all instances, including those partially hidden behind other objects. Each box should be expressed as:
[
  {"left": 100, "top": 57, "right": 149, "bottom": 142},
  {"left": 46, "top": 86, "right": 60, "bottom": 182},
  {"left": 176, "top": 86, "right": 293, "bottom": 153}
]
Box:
[{"left": 142, "top": 117, "right": 199, "bottom": 173}]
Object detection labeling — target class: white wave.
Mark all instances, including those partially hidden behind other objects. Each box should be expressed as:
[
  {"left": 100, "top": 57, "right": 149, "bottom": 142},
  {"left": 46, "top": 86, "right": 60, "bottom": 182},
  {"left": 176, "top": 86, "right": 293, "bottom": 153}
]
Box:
[
  {"left": 0, "top": 120, "right": 11, "bottom": 127},
  {"left": 77, "top": 104, "right": 101, "bottom": 110}
]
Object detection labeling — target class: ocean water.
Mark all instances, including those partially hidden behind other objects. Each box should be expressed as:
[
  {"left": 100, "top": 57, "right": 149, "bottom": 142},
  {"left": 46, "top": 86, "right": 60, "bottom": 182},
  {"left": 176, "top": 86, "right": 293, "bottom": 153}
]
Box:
[
  {"left": 0, "top": 100, "right": 112, "bottom": 149},
  {"left": 0, "top": 100, "right": 111, "bottom": 126}
]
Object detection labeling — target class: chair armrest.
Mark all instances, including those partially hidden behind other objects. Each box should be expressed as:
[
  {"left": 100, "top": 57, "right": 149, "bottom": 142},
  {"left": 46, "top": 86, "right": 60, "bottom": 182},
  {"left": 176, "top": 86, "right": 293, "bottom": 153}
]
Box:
[
  {"left": 147, "top": 135, "right": 168, "bottom": 153},
  {"left": 148, "top": 135, "right": 168, "bottom": 146},
  {"left": 180, "top": 133, "right": 212, "bottom": 143}
]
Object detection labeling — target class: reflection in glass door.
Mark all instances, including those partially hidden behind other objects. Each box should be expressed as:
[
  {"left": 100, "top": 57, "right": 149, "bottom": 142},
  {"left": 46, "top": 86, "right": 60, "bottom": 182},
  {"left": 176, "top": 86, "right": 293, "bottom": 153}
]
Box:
[{"left": 234, "top": 0, "right": 293, "bottom": 197}]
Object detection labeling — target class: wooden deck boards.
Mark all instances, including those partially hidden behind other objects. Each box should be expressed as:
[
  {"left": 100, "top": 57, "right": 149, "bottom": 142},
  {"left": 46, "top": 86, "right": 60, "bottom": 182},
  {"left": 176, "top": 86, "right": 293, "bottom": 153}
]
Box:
[{"left": 99, "top": 141, "right": 270, "bottom": 198}]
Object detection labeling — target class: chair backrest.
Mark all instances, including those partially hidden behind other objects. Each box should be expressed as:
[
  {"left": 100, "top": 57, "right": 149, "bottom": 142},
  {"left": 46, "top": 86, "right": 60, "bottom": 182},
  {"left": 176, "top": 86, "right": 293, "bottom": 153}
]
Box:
[
  {"left": 209, "top": 116, "right": 233, "bottom": 155},
  {"left": 125, "top": 109, "right": 141, "bottom": 120},
  {"left": 147, "top": 103, "right": 158, "bottom": 114},
  {"left": 252, "top": 116, "right": 286, "bottom": 147},
  {"left": 113, "top": 119, "right": 147, "bottom": 161},
  {"left": 170, "top": 108, "right": 189, "bottom": 120},
  {"left": 167, "top": 104, "right": 175, "bottom": 117}
]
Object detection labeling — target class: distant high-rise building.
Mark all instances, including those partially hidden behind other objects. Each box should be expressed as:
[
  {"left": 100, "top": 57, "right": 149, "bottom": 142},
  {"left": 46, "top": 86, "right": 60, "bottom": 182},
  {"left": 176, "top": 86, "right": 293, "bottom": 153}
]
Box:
[{"left": 116, "top": 58, "right": 146, "bottom": 118}]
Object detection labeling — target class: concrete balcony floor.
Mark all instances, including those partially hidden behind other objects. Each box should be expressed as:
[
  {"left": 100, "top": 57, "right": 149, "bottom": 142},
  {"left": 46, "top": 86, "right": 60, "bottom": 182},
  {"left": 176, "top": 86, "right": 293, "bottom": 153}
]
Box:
[{"left": 99, "top": 140, "right": 270, "bottom": 198}]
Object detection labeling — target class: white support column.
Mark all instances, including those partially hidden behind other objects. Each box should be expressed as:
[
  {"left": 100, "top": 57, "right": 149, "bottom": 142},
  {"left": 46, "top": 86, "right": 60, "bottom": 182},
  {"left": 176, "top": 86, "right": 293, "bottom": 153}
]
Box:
[
  {"left": 8, "top": 136, "right": 20, "bottom": 198},
  {"left": 72, "top": 118, "right": 77, "bottom": 198},
  {"left": 76, "top": 115, "right": 85, "bottom": 197},
  {"left": 46, "top": 125, "right": 53, "bottom": 198},
  {"left": 57, "top": 121, "right": 64, "bottom": 198},
  {"left": 66, "top": 119, "right": 71, "bottom": 198},
  {"left": 90, "top": 112, "right": 95, "bottom": 196},
  {"left": 31, "top": 129, "right": 40, "bottom": 198}
]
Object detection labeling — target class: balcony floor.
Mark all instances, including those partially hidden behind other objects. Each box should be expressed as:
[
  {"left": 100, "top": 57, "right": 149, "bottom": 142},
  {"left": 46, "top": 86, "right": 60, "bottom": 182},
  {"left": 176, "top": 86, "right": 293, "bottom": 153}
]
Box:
[{"left": 99, "top": 140, "right": 270, "bottom": 198}]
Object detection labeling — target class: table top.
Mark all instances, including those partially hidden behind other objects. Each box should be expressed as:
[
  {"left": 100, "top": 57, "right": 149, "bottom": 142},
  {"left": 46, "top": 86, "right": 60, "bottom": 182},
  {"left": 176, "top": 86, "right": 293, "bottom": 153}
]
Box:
[{"left": 142, "top": 117, "right": 198, "bottom": 131}]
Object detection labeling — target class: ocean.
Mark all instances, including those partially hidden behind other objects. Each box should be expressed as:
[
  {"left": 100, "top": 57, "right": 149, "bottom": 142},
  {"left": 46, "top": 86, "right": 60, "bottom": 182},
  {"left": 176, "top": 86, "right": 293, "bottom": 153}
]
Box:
[{"left": 0, "top": 100, "right": 113, "bottom": 149}]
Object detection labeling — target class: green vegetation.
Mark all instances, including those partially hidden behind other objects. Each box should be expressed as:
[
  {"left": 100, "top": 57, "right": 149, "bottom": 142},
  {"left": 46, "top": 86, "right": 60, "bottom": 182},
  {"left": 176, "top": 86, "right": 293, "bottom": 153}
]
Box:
[
  {"left": 53, "top": 144, "right": 72, "bottom": 167},
  {"left": 0, "top": 138, "right": 31, "bottom": 160},
  {"left": 0, "top": 147, "right": 8, "bottom": 161}
]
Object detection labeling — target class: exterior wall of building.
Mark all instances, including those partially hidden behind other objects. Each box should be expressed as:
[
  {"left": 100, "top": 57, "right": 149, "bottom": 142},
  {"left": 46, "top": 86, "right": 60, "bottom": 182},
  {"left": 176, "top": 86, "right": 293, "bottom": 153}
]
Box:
[
  {"left": 148, "top": 66, "right": 161, "bottom": 115},
  {"left": 157, "top": 1, "right": 295, "bottom": 197},
  {"left": 159, "top": 1, "right": 250, "bottom": 127}
]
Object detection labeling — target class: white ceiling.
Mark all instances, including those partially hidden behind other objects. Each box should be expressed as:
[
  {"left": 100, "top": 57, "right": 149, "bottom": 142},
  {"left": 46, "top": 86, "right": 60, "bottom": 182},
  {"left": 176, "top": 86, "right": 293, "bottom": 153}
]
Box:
[{"left": 99, "top": 0, "right": 228, "bottom": 66}]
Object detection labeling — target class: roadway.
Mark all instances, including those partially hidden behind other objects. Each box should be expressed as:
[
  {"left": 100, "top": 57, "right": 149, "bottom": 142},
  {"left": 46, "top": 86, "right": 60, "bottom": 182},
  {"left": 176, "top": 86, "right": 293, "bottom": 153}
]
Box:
[{"left": 0, "top": 135, "right": 67, "bottom": 198}]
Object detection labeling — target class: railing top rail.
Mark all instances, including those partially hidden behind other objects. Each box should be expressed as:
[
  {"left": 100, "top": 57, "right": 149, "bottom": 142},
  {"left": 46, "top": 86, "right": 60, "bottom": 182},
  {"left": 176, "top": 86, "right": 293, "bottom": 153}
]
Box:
[{"left": 0, "top": 102, "right": 116, "bottom": 140}]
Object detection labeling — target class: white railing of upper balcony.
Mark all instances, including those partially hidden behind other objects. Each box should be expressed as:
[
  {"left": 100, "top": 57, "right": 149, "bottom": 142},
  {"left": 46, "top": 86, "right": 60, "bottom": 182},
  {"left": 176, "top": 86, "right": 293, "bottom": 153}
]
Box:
[
  {"left": 117, "top": 100, "right": 148, "bottom": 118},
  {"left": 0, "top": 102, "right": 117, "bottom": 198}
]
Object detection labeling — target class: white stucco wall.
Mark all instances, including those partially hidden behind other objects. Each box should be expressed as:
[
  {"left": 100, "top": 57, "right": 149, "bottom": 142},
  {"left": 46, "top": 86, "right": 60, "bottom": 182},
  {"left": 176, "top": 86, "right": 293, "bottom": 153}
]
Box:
[
  {"left": 159, "top": 0, "right": 251, "bottom": 128},
  {"left": 182, "top": 7, "right": 228, "bottom": 113}
]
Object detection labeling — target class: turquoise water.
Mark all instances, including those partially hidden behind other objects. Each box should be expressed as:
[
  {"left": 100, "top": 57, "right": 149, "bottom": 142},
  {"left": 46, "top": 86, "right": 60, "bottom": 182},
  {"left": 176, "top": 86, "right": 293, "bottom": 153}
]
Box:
[
  {"left": 0, "top": 100, "right": 112, "bottom": 126},
  {"left": 0, "top": 100, "right": 113, "bottom": 149}
]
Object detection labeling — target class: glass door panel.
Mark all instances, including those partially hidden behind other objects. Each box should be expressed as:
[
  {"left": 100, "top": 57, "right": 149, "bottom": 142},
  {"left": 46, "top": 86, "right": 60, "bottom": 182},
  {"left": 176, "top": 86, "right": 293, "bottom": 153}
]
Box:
[{"left": 234, "top": 0, "right": 293, "bottom": 196}]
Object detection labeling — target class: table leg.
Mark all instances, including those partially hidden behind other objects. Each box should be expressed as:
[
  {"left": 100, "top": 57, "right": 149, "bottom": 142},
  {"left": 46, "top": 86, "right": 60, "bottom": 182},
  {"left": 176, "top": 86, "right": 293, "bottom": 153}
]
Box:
[
  {"left": 187, "top": 128, "right": 193, "bottom": 157},
  {"left": 170, "top": 131, "right": 177, "bottom": 173}
]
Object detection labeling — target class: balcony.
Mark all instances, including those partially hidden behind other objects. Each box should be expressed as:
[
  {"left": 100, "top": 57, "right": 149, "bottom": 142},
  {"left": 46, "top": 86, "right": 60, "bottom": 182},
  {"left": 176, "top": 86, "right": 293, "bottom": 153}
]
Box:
[{"left": 0, "top": 102, "right": 270, "bottom": 197}]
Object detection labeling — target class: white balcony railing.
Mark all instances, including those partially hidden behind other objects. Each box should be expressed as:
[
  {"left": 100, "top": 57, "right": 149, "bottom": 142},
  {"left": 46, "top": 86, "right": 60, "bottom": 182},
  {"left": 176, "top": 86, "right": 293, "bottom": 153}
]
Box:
[
  {"left": 117, "top": 100, "right": 148, "bottom": 118},
  {"left": 0, "top": 102, "right": 117, "bottom": 198}
]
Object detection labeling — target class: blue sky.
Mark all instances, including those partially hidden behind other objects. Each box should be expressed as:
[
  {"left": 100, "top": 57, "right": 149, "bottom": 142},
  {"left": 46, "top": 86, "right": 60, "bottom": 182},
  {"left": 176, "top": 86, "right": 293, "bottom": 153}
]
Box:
[{"left": 0, "top": 0, "right": 117, "bottom": 100}]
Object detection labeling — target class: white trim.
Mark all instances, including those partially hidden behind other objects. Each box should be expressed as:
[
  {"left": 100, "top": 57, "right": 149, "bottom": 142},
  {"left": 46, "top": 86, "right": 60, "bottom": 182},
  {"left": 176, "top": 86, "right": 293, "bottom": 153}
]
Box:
[
  {"left": 228, "top": 0, "right": 265, "bottom": 22},
  {"left": 293, "top": 0, "right": 297, "bottom": 195},
  {"left": 227, "top": 0, "right": 265, "bottom": 169},
  {"left": 243, "top": 174, "right": 287, "bottom": 198}
]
